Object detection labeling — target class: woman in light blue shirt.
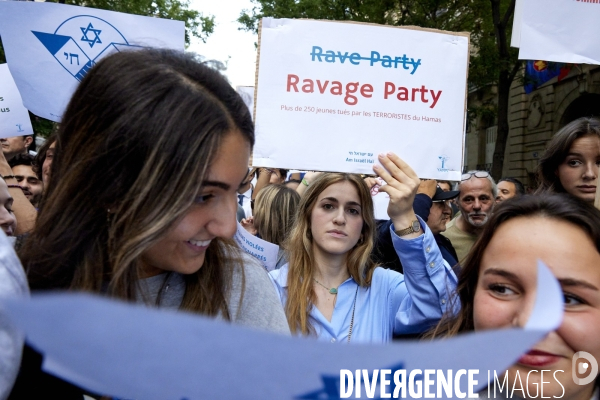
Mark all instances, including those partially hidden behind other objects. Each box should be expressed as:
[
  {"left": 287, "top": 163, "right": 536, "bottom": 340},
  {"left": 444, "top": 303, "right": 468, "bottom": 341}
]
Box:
[{"left": 269, "top": 153, "right": 458, "bottom": 343}]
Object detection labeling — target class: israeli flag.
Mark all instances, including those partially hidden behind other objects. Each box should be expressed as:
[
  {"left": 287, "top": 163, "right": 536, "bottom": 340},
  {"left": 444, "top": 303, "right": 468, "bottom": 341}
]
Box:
[
  {"left": 0, "top": 1, "right": 184, "bottom": 122},
  {"left": 0, "top": 63, "right": 34, "bottom": 139}
]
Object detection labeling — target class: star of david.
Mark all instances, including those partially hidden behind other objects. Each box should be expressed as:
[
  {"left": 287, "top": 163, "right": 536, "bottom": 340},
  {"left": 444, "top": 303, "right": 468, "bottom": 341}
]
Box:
[{"left": 80, "top": 23, "right": 102, "bottom": 48}]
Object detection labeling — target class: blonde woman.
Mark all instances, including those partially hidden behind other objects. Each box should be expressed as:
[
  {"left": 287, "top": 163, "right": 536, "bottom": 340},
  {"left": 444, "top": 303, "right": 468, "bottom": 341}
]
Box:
[
  {"left": 241, "top": 184, "right": 300, "bottom": 268},
  {"left": 270, "top": 154, "right": 458, "bottom": 343}
]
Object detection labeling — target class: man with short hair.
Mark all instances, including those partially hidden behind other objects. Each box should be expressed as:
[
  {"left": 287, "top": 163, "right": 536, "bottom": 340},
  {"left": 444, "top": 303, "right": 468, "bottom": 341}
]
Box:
[
  {"left": 437, "top": 180, "right": 459, "bottom": 216},
  {"left": 423, "top": 184, "right": 460, "bottom": 267},
  {"left": 437, "top": 180, "right": 452, "bottom": 192},
  {"left": 8, "top": 153, "right": 43, "bottom": 207},
  {"left": 1, "top": 134, "right": 35, "bottom": 161},
  {"left": 442, "top": 170, "right": 497, "bottom": 262},
  {"left": 496, "top": 177, "right": 525, "bottom": 203}
]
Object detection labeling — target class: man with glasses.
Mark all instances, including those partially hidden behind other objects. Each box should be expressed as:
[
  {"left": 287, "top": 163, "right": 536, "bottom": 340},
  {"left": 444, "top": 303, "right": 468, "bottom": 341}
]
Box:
[{"left": 442, "top": 170, "right": 497, "bottom": 262}]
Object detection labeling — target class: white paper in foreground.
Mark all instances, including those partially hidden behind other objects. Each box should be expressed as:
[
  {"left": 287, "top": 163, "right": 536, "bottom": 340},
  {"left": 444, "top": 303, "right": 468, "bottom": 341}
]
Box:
[
  {"left": 254, "top": 18, "right": 469, "bottom": 180},
  {"left": 0, "top": 1, "right": 184, "bottom": 122},
  {"left": 0, "top": 64, "right": 34, "bottom": 139},
  {"left": 1, "top": 261, "right": 562, "bottom": 399},
  {"left": 518, "top": 0, "right": 600, "bottom": 64},
  {"left": 233, "top": 221, "right": 280, "bottom": 271}
]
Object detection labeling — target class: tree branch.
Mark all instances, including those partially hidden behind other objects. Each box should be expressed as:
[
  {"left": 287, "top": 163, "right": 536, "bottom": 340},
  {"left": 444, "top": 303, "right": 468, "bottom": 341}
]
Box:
[
  {"left": 508, "top": 58, "right": 523, "bottom": 85},
  {"left": 501, "top": 0, "right": 516, "bottom": 30}
]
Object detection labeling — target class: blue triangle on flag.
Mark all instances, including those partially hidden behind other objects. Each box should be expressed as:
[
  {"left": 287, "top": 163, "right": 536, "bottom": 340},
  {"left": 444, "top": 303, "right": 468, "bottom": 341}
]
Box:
[{"left": 32, "top": 31, "right": 71, "bottom": 56}]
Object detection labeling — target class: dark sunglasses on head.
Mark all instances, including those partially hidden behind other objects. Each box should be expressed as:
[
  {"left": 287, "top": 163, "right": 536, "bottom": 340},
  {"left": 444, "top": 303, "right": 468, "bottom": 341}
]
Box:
[{"left": 461, "top": 171, "right": 489, "bottom": 181}]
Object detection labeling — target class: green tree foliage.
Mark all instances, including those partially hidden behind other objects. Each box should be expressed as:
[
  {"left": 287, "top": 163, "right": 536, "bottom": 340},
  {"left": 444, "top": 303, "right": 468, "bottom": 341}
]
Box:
[
  {"left": 65, "top": 0, "right": 215, "bottom": 45},
  {"left": 239, "top": 0, "right": 521, "bottom": 179},
  {"left": 1, "top": 0, "right": 214, "bottom": 137}
]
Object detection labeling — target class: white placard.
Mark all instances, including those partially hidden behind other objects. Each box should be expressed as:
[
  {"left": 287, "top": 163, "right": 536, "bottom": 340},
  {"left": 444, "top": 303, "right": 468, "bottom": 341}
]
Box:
[
  {"left": 518, "top": 0, "right": 600, "bottom": 63},
  {"left": 0, "top": 261, "right": 563, "bottom": 399},
  {"left": 236, "top": 86, "right": 255, "bottom": 121},
  {"left": 0, "top": 64, "right": 33, "bottom": 139},
  {"left": 510, "top": 0, "right": 525, "bottom": 48},
  {"left": 253, "top": 18, "right": 469, "bottom": 180},
  {"left": 234, "top": 221, "right": 280, "bottom": 271},
  {"left": 0, "top": 1, "right": 184, "bottom": 122}
]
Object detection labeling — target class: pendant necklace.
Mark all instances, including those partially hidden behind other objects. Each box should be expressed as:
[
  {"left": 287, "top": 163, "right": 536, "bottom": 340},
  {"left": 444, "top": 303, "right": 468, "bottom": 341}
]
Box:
[{"left": 313, "top": 278, "right": 339, "bottom": 295}]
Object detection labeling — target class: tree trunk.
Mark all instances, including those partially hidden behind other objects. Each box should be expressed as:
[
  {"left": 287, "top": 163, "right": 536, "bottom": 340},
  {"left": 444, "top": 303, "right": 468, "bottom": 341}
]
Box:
[
  {"left": 491, "top": 74, "right": 510, "bottom": 180},
  {"left": 489, "top": 0, "right": 519, "bottom": 181}
]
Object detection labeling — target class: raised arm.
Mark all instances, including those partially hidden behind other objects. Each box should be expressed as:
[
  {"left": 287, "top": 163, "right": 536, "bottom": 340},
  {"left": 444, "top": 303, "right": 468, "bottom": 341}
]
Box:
[
  {"left": 295, "top": 171, "right": 322, "bottom": 196},
  {"left": 252, "top": 168, "right": 272, "bottom": 200},
  {"left": 375, "top": 153, "right": 457, "bottom": 334}
]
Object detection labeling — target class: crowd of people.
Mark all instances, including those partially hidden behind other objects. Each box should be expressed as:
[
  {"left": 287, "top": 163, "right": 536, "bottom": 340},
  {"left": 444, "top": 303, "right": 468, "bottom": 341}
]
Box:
[{"left": 0, "top": 48, "right": 599, "bottom": 399}]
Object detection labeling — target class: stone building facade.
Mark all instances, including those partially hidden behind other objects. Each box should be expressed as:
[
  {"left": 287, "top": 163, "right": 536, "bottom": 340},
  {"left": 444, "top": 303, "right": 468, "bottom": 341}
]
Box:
[{"left": 464, "top": 64, "right": 600, "bottom": 190}]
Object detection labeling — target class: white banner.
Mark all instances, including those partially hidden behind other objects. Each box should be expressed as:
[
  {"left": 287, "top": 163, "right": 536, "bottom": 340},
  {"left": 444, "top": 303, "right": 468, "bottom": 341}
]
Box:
[
  {"left": 0, "top": 1, "right": 184, "bottom": 122},
  {"left": 253, "top": 18, "right": 469, "bottom": 180},
  {"left": 0, "top": 64, "right": 33, "bottom": 139},
  {"left": 0, "top": 261, "right": 562, "bottom": 399},
  {"left": 518, "top": 0, "right": 600, "bottom": 63},
  {"left": 233, "top": 221, "right": 280, "bottom": 271}
]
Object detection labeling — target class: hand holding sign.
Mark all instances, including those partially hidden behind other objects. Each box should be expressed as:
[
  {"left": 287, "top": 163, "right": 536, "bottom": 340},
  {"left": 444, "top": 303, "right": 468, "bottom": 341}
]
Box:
[
  {"left": 240, "top": 216, "right": 257, "bottom": 236},
  {"left": 374, "top": 152, "right": 421, "bottom": 233}
]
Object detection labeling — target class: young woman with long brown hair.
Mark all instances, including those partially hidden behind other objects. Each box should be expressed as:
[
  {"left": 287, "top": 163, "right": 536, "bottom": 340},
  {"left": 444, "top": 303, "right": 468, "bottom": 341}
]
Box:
[
  {"left": 536, "top": 117, "right": 600, "bottom": 203},
  {"left": 241, "top": 183, "right": 300, "bottom": 268},
  {"left": 270, "top": 154, "right": 458, "bottom": 343},
  {"left": 427, "top": 194, "right": 600, "bottom": 399},
  {"left": 10, "top": 49, "right": 288, "bottom": 398}
]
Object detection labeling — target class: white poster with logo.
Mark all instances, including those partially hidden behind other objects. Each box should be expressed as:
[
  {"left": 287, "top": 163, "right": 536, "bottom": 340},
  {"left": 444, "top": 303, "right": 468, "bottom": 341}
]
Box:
[
  {"left": 0, "top": 64, "right": 34, "bottom": 139},
  {"left": 253, "top": 18, "right": 469, "bottom": 180},
  {"left": 0, "top": 1, "right": 184, "bottom": 122},
  {"left": 518, "top": 0, "right": 600, "bottom": 63},
  {"left": 233, "top": 221, "right": 280, "bottom": 271},
  {"left": 0, "top": 262, "right": 564, "bottom": 399}
]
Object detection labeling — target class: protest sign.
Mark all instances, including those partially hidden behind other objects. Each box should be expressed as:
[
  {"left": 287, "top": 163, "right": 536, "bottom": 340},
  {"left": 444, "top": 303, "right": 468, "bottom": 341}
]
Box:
[
  {"left": 236, "top": 86, "right": 255, "bottom": 120},
  {"left": 517, "top": 0, "right": 600, "bottom": 64},
  {"left": 0, "top": 1, "right": 184, "bottom": 122},
  {"left": 1, "top": 261, "right": 562, "bottom": 399},
  {"left": 233, "top": 221, "right": 280, "bottom": 271},
  {"left": 0, "top": 64, "right": 33, "bottom": 139},
  {"left": 253, "top": 18, "right": 469, "bottom": 180}
]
